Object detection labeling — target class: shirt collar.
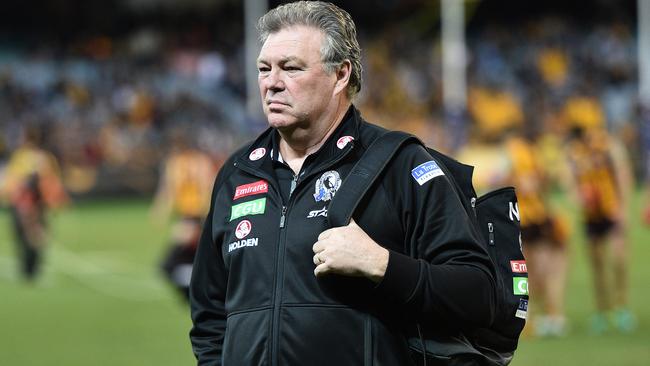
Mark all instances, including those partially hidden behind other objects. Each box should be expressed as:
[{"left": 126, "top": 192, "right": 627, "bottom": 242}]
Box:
[{"left": 237, "top": 105, "right": 362, "bottom": 173}]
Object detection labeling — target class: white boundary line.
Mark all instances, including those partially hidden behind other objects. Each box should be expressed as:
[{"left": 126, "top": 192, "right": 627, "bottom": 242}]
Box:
[
  {"left": 0, "top": 255, "right": 16, "bottom": 280},
  {"left": 0, "top": 241, "right": 172, "bottom": 302}
]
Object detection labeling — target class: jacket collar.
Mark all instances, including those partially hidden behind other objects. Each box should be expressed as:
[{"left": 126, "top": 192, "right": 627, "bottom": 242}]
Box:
[{"left": 236, "top": 105, "right": 362, "bottom": 175}]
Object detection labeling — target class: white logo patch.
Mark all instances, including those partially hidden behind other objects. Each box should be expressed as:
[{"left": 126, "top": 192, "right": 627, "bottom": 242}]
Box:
[
  {"left": 228, "top": 238, "right": 259, "bottom": 252},
  {"left": 313, "top": 171, "right": 341, "bottom": 202},
  {"left": 235, "top": 220, "right": 252, "bottom": 239},
  {"left": 336, "top": 136, "right": 354, "bottom": 149},
  {"left": 509, "top": 201, "right": 520, "bottom": 222},
  {"left": 307, "top": 207, "right": 328, "bottom": 218},
  {"left": 249, "top": 148, "right": 266, "bottom": 161},
  {"left": 411, "top": 160, "right": 444, "bottom": 185},
  {"left": 515, "top": 299, "right": 528, "bottom": 319}
]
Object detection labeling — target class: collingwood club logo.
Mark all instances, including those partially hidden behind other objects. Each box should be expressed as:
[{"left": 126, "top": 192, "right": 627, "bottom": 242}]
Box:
[{"left": 313, "top": 170, "right": 341, "bottom": 202}]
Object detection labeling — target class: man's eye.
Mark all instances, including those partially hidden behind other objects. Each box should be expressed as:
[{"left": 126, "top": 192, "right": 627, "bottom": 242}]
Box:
[
  {"left": 258, "top": 66, "right": 270, "bottom": 73},
  {"left": 285, "top": 66, "right": 301, "bottom": 71}
]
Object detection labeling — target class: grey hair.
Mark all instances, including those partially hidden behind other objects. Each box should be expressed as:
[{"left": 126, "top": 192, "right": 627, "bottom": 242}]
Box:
[{"left": 257, "top": 1, "right": 362, "bottom": 98}]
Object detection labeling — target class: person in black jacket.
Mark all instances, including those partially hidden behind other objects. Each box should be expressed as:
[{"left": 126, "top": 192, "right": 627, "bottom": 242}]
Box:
[{"left": 189, "top": 2, "right": 496, "bottom": 365}]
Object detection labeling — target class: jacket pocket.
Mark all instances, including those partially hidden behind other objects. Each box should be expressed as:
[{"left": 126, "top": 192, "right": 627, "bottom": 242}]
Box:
[
  {"left": 278, "top": 305, "right": 366, "bottom": 366},
  {"left": 222, "top": 309, "right": 271, "bottom": 366}
]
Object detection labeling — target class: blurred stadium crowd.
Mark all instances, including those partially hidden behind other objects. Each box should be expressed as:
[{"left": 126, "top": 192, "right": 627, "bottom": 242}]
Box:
[
  {"left": 0, "top": 28, "right": 244, "bottom": 195},
  {"left": 0, "top": 0, "right": 645, "bottom": 342},
  {"left": 0, "top": 1, "right": 644, "bottom": 196}
]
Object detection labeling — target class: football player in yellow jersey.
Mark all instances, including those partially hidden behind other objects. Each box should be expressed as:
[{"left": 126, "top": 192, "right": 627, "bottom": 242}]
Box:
[
  {"left": 506, "top": 132, "right": 570, "bottom": 337},
  {"left": 565, "top": 124, "right": 636, "bottom": 333},
  {"left": 457, "top": 122, "right": 570, "bottom": 337},
  {"left": 0, "top": 127, "right": 68, "bottom": 281},
  {"left": 151, "top": 132, "right": 218, "bottom": 301}
]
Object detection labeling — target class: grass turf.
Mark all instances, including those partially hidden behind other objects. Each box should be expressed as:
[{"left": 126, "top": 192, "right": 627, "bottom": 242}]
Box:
[
  {"left": 0, "top": 199, "right": 195, "bottom": 366},
  {"left": 0, "top": 194, "right": 649, "bottom": 365}
]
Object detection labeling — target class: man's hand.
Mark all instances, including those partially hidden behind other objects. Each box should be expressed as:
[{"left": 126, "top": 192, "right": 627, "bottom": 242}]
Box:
[{"left": 312, "top": 219, "right": 389, "bottom": 283}]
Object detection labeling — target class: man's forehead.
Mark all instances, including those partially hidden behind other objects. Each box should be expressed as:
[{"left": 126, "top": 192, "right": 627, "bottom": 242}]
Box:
[{"left": 258, "top": 26, "right": 323, "bottom": 61}]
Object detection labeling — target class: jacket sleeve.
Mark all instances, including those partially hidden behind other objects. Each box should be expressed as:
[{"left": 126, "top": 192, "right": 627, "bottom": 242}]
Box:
[
  {"left": 189, "top": 162, "right": 232, "bottom": 366},
  {"left": 373, "top": 144, "right": 496, "bottom": 328}
]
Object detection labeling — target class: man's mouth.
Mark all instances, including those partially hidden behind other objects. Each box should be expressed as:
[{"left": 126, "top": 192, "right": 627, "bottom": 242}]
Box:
[{"left": 266, "top": 100, "right": 288, "bottom": 106}]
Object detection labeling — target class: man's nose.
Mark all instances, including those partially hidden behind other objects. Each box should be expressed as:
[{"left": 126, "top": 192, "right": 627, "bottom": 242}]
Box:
[{"left": 263, "top": 69, "right": 285, "bottom": 92}]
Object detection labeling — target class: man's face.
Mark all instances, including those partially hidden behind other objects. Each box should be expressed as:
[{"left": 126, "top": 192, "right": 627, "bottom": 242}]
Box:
[{"left": 257, "top": 25, "right": 338, "bottom": 129}]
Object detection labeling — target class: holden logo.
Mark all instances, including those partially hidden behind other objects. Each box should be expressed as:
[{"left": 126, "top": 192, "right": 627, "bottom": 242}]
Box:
[
  {"left": 249, "top": 148, "right": 266, "bottom": 161},
  {"left": 235, "top": 220, "right": 252, "bottom": 239},
  {"left": 336, "top": 136, "right": 354, "bottom": 149}
]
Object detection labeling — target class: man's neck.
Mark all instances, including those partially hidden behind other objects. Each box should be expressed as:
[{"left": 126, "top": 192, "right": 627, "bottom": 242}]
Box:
[{"left": 278, "top": 101, "right": 350, "bottom": 174}]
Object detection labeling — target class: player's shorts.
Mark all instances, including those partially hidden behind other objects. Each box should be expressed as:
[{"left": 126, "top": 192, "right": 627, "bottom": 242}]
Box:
[
  {"left": 521, "top": 220, "right": 554, "bottom": 246},
  {"left": 522, "top": 216, "right": 569, "bottom": 248},
  {"left": 586, "top": 217, "right": 616, "bottom": 240}
]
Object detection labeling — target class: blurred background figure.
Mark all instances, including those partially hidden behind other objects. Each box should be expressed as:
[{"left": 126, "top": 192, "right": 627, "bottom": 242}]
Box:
[
  {"left": 564, "top": 112, "right": 636, "bottom": 334},
  {"left": 0, "top": 126, "right": 68, "bottom": 281},
  {"left": 505, "top": 127, "right": 570, "bottom": 338},
  {"left": 454, "top": 78, "right": 521, "bottom": 191},
  {"left": 456, "top": 92, "right": 571, "bottom": 338},
  {"left": 150, "top": 129, "right": 218, "bottom": 302},
  {"left": 644, "top": 184, "right": 650, "bottom": 226}
]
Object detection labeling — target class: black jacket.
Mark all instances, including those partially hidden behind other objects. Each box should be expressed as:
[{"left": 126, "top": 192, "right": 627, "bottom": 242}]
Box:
[{"left": 190, "top": 106, "right": 496, "bottom": 366}]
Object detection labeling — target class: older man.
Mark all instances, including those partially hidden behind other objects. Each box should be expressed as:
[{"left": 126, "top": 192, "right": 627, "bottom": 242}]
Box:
[{"left": 189, "top": 2, "right": 496, "bottom": 365}]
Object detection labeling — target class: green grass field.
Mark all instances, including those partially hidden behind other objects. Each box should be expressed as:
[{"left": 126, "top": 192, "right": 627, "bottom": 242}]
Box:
[{"left": 1, "top": 195, "right": 649, "bottom": 365}]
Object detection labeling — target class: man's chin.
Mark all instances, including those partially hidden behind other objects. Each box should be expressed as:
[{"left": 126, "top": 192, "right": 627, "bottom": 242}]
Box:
[{"left": 267, "top": 116, "right": 295, "bottom": 129}]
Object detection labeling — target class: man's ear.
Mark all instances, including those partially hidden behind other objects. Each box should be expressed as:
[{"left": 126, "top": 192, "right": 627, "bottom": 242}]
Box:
[{"left": 333, "top": 60, "right": 352, "bottom": 96}]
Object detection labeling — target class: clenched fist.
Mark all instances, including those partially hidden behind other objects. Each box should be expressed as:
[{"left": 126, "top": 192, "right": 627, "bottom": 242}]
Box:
[{"left": 312, "top": 219, "right": 389, "bottom": 283}]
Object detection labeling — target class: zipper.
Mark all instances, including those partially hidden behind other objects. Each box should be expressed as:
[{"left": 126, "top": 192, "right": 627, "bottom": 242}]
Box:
[
  {"left": 236, "top": 144, "right": 355, "bottom": 366},
  {"left": 271, "top": 215, "right": 289, "bottom": 366},
  {"left": 271, "top": 150, "right": 353, "bottom": 366},
  {"left": 271, "top": 186, "right": 298, "bottom": 366},
  {"left": 279, "top": 175, "right": 297, "bottom": 228},
  {"left": 233, "top": 159, "right": 287, "bottom": 366},
  {"left": 488, "top": 222, "right": 495, "bottom": 246},
  {"left": 289, "top": 174, "right": 298, "bottom": 197},
  {"left": 279, "top": 206, "right": 287, "bottom": 228},
  {"left": 271, "top": 174, "right": 299, "bottom": 366}
]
